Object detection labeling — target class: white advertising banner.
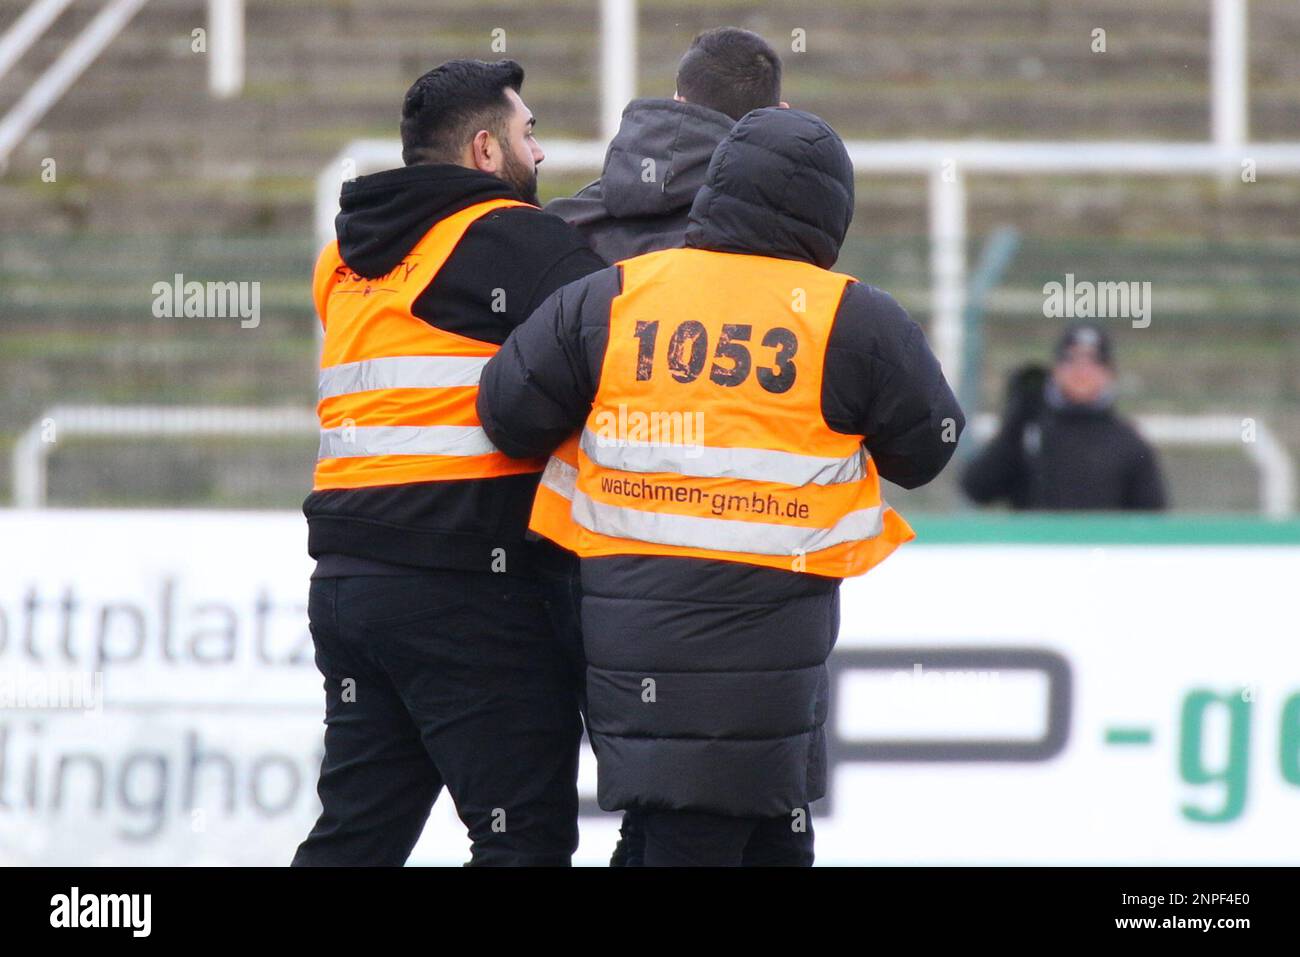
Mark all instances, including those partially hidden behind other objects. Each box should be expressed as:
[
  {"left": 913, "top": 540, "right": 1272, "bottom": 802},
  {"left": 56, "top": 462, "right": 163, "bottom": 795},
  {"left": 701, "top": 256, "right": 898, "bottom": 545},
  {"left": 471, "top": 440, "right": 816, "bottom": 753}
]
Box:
[{"left": 0, "top": 510, "right": 1295, "bottom": 864}]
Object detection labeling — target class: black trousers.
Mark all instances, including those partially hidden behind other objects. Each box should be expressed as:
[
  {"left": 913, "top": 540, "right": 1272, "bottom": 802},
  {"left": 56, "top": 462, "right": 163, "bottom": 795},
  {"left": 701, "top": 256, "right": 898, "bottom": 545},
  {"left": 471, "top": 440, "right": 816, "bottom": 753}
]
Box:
[
  {"left": 641, "top": 806, "right": 815, "bottom": 867},
  {"left": 292, "top": 571, "right": 583, "bottom": 866}
]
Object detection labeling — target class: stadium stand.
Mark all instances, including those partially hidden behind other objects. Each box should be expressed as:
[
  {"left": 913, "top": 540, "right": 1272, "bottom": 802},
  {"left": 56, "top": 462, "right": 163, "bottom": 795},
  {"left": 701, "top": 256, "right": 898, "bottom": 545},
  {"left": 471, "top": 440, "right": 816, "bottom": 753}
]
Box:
[{"left": 1, "top": 0, "right": 1297, "bottom": 510}]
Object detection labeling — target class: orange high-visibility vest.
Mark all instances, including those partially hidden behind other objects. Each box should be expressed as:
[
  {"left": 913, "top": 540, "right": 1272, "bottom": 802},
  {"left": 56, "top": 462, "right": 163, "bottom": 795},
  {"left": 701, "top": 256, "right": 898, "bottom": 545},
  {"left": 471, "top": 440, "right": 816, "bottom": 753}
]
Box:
[
  {"left": 529, "top": 246, "right": 914, "bottom": 578},
  {"left": 312, "top": 198, "right": 546, "bottom": 491}
]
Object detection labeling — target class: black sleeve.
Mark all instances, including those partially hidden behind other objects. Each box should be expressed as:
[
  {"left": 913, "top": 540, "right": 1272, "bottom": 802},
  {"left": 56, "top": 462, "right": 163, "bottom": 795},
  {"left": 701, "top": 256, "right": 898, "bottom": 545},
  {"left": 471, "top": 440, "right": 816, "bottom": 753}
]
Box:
[
  {"left": 1123, "top": 434, "right": 1168, "bottom": 511},
  {"left": 519, "top": 217, "right": 611, "bottom": 316},
  {"left": 414, "top": 207, "right": 607, "bottom": 345},
  {"left": 960, "top": 426, "right": 1029, "bottom": 505},
  {"left": 821, "top": 282, "right": 965, "bottom": 489},
  {"left": 477, "top": 265, "right": 621, "bottom": 459},
  {"left": 959, "top": 365, "right": 1045, "bottom": 505}
]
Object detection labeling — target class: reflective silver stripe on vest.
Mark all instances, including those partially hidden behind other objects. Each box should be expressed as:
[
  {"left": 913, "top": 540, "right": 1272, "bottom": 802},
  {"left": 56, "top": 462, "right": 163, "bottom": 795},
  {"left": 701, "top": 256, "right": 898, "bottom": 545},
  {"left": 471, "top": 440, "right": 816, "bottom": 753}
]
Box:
[
  {"left": 318, "top": 425, "right": 499, "bottom": 459},
  {"left": 570, "top": 490, "right": 883, "bottom": 556},
  {"left": 579, "top": 427, "right": 864, "bottom": 487},
  {"left": 318, "top": 355, "right": 490, "bottom": 401},
  {"left": 539, "top": 454, "right": 578, "bottom": 499}
]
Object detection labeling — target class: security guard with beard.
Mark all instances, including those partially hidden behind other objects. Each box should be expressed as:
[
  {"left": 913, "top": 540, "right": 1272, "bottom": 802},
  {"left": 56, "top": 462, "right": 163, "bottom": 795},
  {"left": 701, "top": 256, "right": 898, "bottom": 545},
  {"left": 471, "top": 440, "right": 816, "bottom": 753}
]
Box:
[{"left": 294, "top": 60, "right": 604, "bottom": 866}]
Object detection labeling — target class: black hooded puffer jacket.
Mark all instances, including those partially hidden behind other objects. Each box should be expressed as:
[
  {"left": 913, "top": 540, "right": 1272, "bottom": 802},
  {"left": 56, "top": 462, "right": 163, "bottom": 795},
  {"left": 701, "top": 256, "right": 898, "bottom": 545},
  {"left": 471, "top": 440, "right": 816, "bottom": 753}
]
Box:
[
  {"left": 544, "top": 98, "right": 735, "bottom": 264},
  {"left": 479, "top": 108, "right": 963, "bottom": 816}
]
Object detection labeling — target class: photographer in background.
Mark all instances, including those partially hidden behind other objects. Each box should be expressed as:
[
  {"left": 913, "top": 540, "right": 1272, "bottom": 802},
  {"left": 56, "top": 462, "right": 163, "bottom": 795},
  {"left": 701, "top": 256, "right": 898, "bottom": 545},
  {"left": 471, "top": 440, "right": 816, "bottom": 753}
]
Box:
[{"left": 961, "top": 322, "right": 1167, "bottom": 511}]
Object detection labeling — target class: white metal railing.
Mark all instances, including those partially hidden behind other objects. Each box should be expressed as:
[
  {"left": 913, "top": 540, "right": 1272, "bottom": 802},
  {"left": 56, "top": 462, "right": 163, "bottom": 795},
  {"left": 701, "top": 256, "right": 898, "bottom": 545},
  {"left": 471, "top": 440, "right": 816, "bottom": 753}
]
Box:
[
  {"left": 316, "top": 138, "right": 1300, "bottom": 388},
  {"left": 11, "top": 406, "right": 1294, "bottom": 517},
  {"left": 1212, "top": 0, "right": 1248, "bottom": 154},
  {"left": 970, "top": 413, "right": 1295, "bottom": 519},
  {"left": 0, "top": 0, "right": 150, "bottom": 171},
  {"left": 600, "top": 0, "right": 636, "bottom": 143},
  {"left": 11, "top": 405, "right": 319, "bottom": 508},
  {"left": 0, "top": 0, "right": 244, "bottom": 171},
  {"left": 0, "top": 0, "right": 77, "bottom": 83},
  {"left": 207, "top": 0, "right": 243, "bottom": 99}
]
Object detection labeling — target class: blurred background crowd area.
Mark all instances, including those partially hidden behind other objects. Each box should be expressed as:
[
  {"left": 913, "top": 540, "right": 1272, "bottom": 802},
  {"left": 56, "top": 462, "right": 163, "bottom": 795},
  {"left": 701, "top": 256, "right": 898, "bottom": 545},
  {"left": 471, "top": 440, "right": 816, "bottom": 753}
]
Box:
[{"left": 0, "top": 0, "right": 1297, "bottom": 512}]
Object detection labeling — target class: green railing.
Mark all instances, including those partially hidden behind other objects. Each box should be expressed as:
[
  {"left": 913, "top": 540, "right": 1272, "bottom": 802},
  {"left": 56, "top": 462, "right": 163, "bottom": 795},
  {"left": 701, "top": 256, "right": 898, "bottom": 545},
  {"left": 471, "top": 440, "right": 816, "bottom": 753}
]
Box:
[{"left": 908, "top": 514, "right": 1300, "bottom": 545}]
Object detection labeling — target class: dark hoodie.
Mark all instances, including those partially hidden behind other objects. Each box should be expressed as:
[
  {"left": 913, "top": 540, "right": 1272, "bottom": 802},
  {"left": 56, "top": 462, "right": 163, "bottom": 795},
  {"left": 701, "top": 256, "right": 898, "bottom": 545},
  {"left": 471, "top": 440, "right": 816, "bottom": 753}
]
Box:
[
  {"left": 477, "top": 109, "right": 963, "bottom": 817},
  {"left": 544, "top": 98, "right": 735, "bottom": 263},
  {"left": 304, "top": 163, "right": 605, "bottom": 576}
]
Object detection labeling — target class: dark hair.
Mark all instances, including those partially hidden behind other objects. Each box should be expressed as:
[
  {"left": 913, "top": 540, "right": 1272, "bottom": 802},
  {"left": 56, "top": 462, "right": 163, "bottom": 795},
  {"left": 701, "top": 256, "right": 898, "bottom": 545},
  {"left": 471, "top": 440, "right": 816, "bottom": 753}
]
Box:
[
  {"left": 400, "top": 59, "right": 524, "bottom": 166},
  {"left": 675, "top": 27, "right": 782, "bottom": 121}
]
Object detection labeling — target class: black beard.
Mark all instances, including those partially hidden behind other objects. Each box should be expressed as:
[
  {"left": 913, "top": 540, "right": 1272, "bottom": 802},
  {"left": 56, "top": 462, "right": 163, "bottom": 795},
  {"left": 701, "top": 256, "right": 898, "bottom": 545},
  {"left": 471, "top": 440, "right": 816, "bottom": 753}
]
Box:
[{"left": 501, "top": 148, "right": 540, "bottom": 206}]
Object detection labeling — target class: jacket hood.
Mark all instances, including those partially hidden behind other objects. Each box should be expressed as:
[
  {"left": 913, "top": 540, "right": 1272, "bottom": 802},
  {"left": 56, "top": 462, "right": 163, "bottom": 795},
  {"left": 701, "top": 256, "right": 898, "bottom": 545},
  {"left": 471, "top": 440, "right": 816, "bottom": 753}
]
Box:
[
  {"left": 684, "top": 108, "right": 855, "bottom": 269},
  {"left": 334, "top": 163, "right": 520, "bottom": 278},
  {"left": 594, "top": 98, "right": 735, "bottom": 219}
]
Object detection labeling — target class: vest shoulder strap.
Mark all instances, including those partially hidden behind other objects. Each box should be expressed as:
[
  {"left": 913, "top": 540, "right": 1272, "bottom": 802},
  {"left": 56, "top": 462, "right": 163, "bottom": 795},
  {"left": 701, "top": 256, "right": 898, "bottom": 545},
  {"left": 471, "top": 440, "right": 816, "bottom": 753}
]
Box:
[
  {"left": 312, "top": 197, "right": 534, "bottom": 321},
  {"left": 399, "top": 198, "right": 533, "bottom": 311}
]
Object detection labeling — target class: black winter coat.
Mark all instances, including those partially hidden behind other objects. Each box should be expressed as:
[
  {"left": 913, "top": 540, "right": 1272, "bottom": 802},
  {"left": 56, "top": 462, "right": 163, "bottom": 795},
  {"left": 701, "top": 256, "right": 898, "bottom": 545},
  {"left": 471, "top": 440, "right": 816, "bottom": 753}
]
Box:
[
  {"left": 479, "top": 108, "right": 963, "bottom": 816},
  {"left": 961, "top": 393, "right": 1167, "bottom": 510}
]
